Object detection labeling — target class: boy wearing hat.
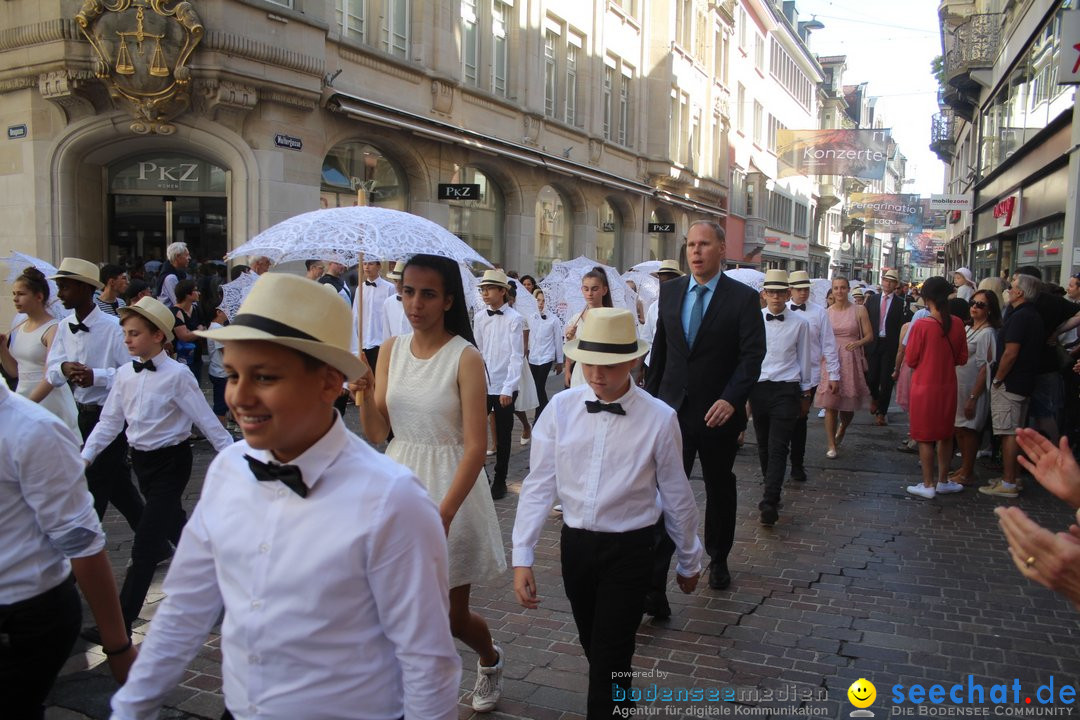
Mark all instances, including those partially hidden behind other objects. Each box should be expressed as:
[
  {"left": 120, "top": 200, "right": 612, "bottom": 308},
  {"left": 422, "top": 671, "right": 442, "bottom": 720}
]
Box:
[
  {"left": 110, "top": 273, "right": 460, "bottom": 719},
  {"left": 381, "top": 261, "right": 411, "bottom": 341},
  {"left": 80, "top": 297, "right": 235, "bottom": 638},
  {"left": 786, "top": 271, "right": 839, "bottom": 482},
  {"left": 474, "top": 269, "right": 525, "bottom": 499},
  {"left": 45, "top": 258, "right": 145, "bottom": 531},
  {"left": 353, "top": 260, "right": 395, "bottom": 368},
  {"left": 753, "top": 270, "right": 813, "bottom": 525},
  {"left": 513, "top": 307, "right": 702, "bottom": 718}
]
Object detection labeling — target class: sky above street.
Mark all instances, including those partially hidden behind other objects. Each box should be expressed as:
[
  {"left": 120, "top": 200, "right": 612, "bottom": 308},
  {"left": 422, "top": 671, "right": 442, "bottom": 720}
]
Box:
[{"left": 796, "top": 0, "right": 945, "bottom": 196}]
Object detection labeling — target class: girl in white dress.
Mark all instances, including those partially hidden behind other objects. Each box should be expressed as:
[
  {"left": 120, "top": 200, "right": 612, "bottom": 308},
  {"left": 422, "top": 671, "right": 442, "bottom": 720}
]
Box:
[
  {"left": 563, "top": 266, "right": 614, "bottom": 388},
  {"left": 352, "top": 254, "right": 507, "bottom": 713},
  {"left": 0, "top": 268, "right": 78, "bottom": 435},
  {"left": 950, "top": 289, "right": 999, "bottom": 486}
]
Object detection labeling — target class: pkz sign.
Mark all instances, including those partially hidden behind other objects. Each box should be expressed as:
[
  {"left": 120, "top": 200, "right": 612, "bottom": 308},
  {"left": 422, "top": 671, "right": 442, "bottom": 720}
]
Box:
[
  {"left": 648, "top": 223, "right": 675, "bottom": 233},
  {"left": 438, "top": 183, "right": 481, "bottom": 200}
]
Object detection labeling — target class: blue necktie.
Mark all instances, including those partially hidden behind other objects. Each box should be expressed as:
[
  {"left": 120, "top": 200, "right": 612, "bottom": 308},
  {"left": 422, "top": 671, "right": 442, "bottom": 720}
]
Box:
[{"left": 687, "top": 284, "right": 706, "bottom": 348}]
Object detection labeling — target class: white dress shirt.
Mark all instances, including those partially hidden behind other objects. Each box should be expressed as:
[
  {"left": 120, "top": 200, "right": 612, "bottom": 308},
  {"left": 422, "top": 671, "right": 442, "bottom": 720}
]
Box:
[
  {"left": 474, "top": 304, "right": 525, "bottom": 396},
  {"left": 381, "top": 294, "right": 411, "bottom": 342},
  {"left": 207, "top": 323, "right": 227, "bottom": 379},
  {"left": 352, "top": 276, "right": 395, "bottom": 351},
  {"left": 512, "top": 384, "right": 703, "bottom": 578},
  {"left": 642, "top": 300, "right": 660, "bottom": 365},
  {"left": 158, "top": 274, "right": 180, "bottom": 306},
  {"left": 45, "top": 306, "right": 129, "bottom": 406},
  {"left": 788, "top": 300, "right": 840, "bottom": 386},
  {"left": 110, "top": 414, "right": 460, "bottom": 720},
  {"left": 0, "top": 384, "right": 105, "bottom": 604},
  {"left": 527, "top": 313, "right": 564, "bottom": 365},
  {"left": 81, "top": 351, "right": 234, "bottom": 461},
  {"left": 877, "top": 292, "right": 894, "bottom": 337},
  {"left": 758, "top": 308, "right": 814, "bottom": 392}
]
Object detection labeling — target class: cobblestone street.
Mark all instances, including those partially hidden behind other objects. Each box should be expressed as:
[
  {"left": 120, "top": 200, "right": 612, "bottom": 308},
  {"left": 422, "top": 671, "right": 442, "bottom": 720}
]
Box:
[{"left": 46, "top": 381, "right": 1080, "bottom": 719}]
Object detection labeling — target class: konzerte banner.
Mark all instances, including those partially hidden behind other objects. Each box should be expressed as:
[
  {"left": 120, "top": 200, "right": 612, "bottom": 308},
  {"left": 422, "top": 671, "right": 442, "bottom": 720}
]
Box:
[{"left": 777, "top": 129, "right": 890, "bottom": 180}]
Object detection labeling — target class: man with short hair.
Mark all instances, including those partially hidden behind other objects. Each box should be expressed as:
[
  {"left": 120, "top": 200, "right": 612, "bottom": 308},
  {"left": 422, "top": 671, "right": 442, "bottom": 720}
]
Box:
[
  {"left": 351, "top": 261, "right": 394, "bottom": 369},
  {"left": 155, "top": 242, "right": 189, "bottom": 306},
  {"left": 250, "top": 256, "right": 272, "bottom": 276},
  {"left": 646, "top": 220, "right": 765, "bottom": 606},
  {"left": 318, "top": 261, "right": 353, "bottom": 305},
  {"left": 94, "top": 265, "right": 128, "bottom": 317},
  {"left": 982, "top": 273, "right": 1045, "bottom": 498},
  {"left": 305, "top": 259, "right": 326, "bottom": 281}
]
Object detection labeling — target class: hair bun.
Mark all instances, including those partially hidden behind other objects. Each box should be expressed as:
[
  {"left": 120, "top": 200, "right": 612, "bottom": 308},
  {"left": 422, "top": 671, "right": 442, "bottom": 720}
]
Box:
[{"left": 21, "top": 267, "right": 45, "bottom": 282}]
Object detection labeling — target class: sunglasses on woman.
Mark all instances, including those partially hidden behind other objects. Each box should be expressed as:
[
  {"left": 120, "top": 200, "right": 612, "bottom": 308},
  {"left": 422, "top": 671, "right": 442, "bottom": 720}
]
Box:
[{"left": 969, "top": 300, "right": 987, "bottom": 309}]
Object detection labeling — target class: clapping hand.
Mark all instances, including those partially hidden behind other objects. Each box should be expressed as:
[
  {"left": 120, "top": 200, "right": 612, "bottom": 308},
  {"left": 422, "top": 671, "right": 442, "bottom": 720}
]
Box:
[{"left": 1015, "top": 428, "right": 1080, "bottom": 507}]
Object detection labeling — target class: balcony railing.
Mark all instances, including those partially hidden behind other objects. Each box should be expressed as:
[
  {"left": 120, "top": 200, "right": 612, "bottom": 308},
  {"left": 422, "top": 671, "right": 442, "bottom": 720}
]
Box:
[
  {"left": 945, "top": 14, "right": 1001, "bottom": 86},
  {"left": 929, "top": 110, "right": 956, "bottom": 161}
]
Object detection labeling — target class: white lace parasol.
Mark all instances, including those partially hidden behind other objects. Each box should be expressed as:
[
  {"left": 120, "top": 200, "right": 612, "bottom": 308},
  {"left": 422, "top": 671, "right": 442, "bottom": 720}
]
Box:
[
  {"left": 218, "top": 270, "right": 259, "bottom": 321},
  {"left": 621, "top": 270, "right": 659, "bottom": 310},
  {"left": 725, "top": 268, "right": 765, "bottom": 293},
  {"left": 810, "top": 278, "right": 831, "bottom": 307},
  {"left": 538, "top": 256, "right": 636, "bottom": 327},
  {"left": 226, "top": 206, "right": 493, "bottom": 268},
  {"left": 629, "top": 260, "right": 662, "bottom": 274},
  {"left": 1, "top": 252, "right": 67, "bottom": 320}
]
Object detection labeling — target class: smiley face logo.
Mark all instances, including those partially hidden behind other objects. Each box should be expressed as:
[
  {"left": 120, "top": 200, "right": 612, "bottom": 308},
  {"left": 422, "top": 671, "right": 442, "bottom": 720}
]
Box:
[{"left": 847, "top": 678, "right": 877, "bottom": 709}]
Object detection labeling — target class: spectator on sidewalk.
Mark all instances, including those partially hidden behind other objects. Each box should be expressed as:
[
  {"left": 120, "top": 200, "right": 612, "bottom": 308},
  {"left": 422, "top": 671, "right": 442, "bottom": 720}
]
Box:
[{"left": 94, "top": 265, "right": 129, "bottom": 317}]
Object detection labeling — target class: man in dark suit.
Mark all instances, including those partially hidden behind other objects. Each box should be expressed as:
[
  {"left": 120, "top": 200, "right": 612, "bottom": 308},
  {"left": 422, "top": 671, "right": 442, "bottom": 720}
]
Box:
[
  {"left": 864, "top": 270, "right": 905, "bottom": 425},
  {"left": 644, "top": 221, "right": 766, "bottom": 613}
]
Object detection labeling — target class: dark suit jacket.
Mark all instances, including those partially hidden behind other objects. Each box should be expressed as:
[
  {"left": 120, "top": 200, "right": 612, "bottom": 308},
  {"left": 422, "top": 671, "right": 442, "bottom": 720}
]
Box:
[
  {"left": 645, "top": 273, "right": 766, "bottom": 434},
  {"left": 865, "top": 291, "right": 905, "bottom": 356}
]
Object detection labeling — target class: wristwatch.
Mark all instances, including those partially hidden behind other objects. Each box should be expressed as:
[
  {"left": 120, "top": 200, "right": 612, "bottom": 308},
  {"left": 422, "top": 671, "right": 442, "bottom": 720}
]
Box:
[{"left": 992, "top": 379, "right": 1003, "bottom": 388}]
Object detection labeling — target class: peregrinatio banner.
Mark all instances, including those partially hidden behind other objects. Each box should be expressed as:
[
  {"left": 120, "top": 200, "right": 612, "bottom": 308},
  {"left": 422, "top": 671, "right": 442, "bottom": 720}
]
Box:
[
  {"left": 777, "top": 129, "right": 890, "bottom": 180},
  {"left": 848, "top": 193, "right": 922, "bottom": 230}
]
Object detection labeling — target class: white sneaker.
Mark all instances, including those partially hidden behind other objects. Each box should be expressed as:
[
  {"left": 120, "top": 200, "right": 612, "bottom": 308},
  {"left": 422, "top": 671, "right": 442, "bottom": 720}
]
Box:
[
  {"left": 935, "top": 481, "right": 965, "bottom": 494},
  {"left": 472, "top": 646, "right": 503, "bottom": 712},
  {"left": 906, "top": 484, "right": 936, "bottom": 499},
  {"left": 817, "top": 408, "right": 826, "bottom": 418}
]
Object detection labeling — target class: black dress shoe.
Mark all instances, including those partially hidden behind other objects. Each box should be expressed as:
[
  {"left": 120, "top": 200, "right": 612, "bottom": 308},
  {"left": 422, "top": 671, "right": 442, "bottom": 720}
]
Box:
[
  {"left": 791, "top": 466, "right": 808, "bottom": 482},
  {"left": 708, "top": 560, "right": 731, "bottom": 590},
  {"left": 490, "top": 482, "right": 507, "bottom": 500},
  {"left": 643, "top": 591, "right": 671, "bottom": 620},
  {"left": 760, "top": 505, "right": 779, "bottom": 526},
  {"left": 80, "top": 626, "right": 103, "bottom": 645}
]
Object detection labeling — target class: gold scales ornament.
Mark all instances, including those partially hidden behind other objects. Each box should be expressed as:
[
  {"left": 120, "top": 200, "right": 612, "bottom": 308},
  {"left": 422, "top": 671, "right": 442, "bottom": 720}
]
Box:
[{"left": 76, "top": 0, "right": 204, "bottom": 135}]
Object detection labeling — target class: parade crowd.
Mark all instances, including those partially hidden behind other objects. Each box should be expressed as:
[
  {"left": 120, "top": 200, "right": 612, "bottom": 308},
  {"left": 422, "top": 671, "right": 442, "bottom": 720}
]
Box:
[{"left": 3, "top": 223, "right": 1080, "bottom": 719}]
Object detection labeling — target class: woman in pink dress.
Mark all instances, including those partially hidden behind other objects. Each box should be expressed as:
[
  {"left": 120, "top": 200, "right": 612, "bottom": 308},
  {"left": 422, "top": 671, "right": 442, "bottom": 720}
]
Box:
[
  {"left": 815, "top": 277, "right": 873, "bottom": 458},
  {"left": 904, "top": 276, "right": 968, "bottom": 499}
]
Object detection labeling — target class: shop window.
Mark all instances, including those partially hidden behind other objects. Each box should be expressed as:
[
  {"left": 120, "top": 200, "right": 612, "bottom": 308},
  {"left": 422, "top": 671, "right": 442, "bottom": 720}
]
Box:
[
  {"left": 321, "top": 142, "right": 407, "bottom": 210},
  {"left": 447, "top": 166, "right": 504, "bottom": 266},
  {"left": 535, "top": 185, "right": 570, "bottom": 276}
]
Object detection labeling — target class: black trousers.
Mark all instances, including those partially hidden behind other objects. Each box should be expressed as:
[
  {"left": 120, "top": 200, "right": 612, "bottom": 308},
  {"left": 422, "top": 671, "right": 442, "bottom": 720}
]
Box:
[
  {"left": 865, "top": 343, "right": 896, "bottom": 416},
  {"left": 750, "top": 381, "right": 801, "bottom": 510},
  {"left": 561, "top": 525, "right": 652, "bottom": 719},
  {"left": 487, "top": 392, "right": 517, "bottom": 486},
  {"left": 529, "top": 361, "right": 553, "bottom": 419},
  {"left": 120, "top": 442, "right": 193, "bottom": 629},
  {"left": 0, "top": 574, "right": 81, "bottom": 719},
  {"left": 788, "top": 384, "right": 816, "bottom": 473},
  {"left": 78, "top": 405, "right": 144, "bottom": 530},
  {"left": 651, "top": 410, "right": 739, "bottom": 591}
]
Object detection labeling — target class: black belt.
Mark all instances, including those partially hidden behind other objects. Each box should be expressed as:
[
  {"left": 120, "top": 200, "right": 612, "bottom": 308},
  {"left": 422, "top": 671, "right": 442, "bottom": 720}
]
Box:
[
  {"left": 0, "top": 573, "right": 75, "bottom": 613},
  {"left": 130, "top": 440, "right": 191, "bottom": 458},
  {"left": 562, "top": 525, "right": 654, "bottom": 541},
  {"left": 76, "top": 402, "right": 102, "bottom": 413},
  {"left": 757, "top": 380, "right": 800, "bottom": 387}
]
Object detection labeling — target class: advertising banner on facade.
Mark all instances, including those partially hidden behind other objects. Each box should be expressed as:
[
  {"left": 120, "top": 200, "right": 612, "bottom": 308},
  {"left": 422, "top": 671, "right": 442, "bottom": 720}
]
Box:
[
  {"left": 908, "top": 229, "right": 947, "bottom": 267},
  {"left": 847, "top": 194, "right": 946, "bottom": 232},
  {"left": 777, "top": 129, "right": 890, "bottom": 180}
]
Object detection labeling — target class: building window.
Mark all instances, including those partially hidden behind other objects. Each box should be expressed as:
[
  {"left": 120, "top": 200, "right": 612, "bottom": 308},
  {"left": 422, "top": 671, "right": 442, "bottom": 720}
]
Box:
[
  {"left": 381, "top": 0, "right": 409, "bottom": 57},
  {"left": 769, "top": 38, "right": 812, "bottom": 110},
  {"left": 618, "top": 70, "right": 631, "bottom": 146},
  {"left": 793, "top": 202, "right": 809, "bottom": 237},
  {"left": 754, "top": 34, "right": 765, "bottom": 73},
  {"left": 603, "top": 65, "right": 614, "bottom": 141},
  {"left": 265, "top": 0, "right": 292, "bottom": 6},
  {"left": 676, "top": 0, "right": 693, "bottom": 49},
  {"left": 712, "top": 114, "right": 722, "bottom": 178},
  {"left": 335, "top": 0, "right": 365, "bottom": 41},
  {"left": 321, "top": 142, "right": 407, "bottom": 211},
  {"left": 730, "top": 170, "right": 746, "bottom": 215},
  {"left": 767, "top": 191, "right": 793, "bottom": 233},
  {"left": 736, "top": 84, "right": 745, "bottom": 134},
  {"left": 612, "top": 0, "right": 635, "bottom": 16},
  {"left": 535, "top": 185, "right": 570, "bottom": 276},
  {"left": 752, "top": 100, "right": 763, "bottom": 146},
  {"left": 714, "top": 25, "right": 728, "bottom": 85},
  {"left": 596, "top": 200, "right": 622, "bottom": 268},
  {"left": 738, "top": 7, "right": 747, "bottom": 49},
  {"left": 448, "top": 166, "right": 505, "bottom": 265},
  {"left": 544, "top": 31, "right": 557, "bottom": 118},
  {"left": 670, "top": 92, "right": 681, "bottom": 162},
  {"left": 767, "top": 115, "right": 786, "bottom": 153},
  {"left": 566, "top": 35, "right": 580, "bottom": 124},
  {"left": 461, "top": 0, "right": 478, "bottom": 86},
  {"left": 689, "top": 110, "right": 701, "bottom": 170},
  {"left": 492, "top": 0, "right": 510, "bottom": 96}
]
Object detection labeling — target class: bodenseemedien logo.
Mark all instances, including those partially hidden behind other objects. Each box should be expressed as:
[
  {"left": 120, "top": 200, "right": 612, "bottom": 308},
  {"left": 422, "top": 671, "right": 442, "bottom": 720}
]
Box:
[{"left": 847, "top": 678, "right": 877, "bottom": 718}]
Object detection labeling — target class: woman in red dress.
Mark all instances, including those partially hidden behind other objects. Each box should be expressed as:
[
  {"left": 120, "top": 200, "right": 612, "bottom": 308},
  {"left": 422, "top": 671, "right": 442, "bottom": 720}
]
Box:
[{"left": 904, "top": 276, "right": 968, "bottom": 499}]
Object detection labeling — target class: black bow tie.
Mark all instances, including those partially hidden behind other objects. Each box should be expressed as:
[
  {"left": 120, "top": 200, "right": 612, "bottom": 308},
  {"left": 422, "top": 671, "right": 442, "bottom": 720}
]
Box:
[
  {"left": 585, "top": 400, "right": 626, "bottom": 415},
  {"left": 487, "top": 309, "right": 503, "bottom": 316},
  {"left": 69, "top": 321, "right": 90, "bottom": 333},
  {"left": 396, "top": 295, "right": 402, "bottom": 301},
  {"left": 766, "top": 313, "right": 785, "bottom": 322},
  {"left": 364, "top": 280, "right": 377, "bottom": 287},
  {"left": 133, "top": 359, "right": 156, "bottom": 373},
  {"left": 245, "top": 454, "right": 307, "bottom": 498},
  {"left": 540, "top": 314, "right": 547, "bottom": 320},
  {"left": 791, "top": 304, "right": 806, "bottom": 311}
]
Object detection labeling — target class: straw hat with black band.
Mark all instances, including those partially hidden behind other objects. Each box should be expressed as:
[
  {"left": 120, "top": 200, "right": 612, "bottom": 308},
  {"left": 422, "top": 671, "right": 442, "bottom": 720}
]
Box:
[
  {"left": 883, "top": 270, "right": 899, "bottom": 283},
  {"left": 762, "top": 269, "right": 790, "bottom": 291},
  {"left": 118, "top": 297, "right": 175, "bottom": 342},
  {"left": 787, "top": 270, "right": 811, "bottom": 289},
  {"left": 651, "top": 259, "right": 684, "bottom": 278},
  {"left": 387, "top": 261, "right": 406, "bottom": 282},
  {"left": 196, "top": 273, "right": 366, "bottom": 381},
  {"left": 49, "top": 258, "right": 104, "bottom": 290},
  {"left": 563, "top": 307, "right": 649, "bottom": 365},
  {"left": 478, "top": 269, "right": 511, "bottom": 289}
]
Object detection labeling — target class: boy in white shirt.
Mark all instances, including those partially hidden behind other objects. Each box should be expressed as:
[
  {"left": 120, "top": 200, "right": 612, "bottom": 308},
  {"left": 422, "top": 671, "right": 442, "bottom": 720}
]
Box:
[
  {"left": 473, "top": 269, "right": 524, "bottom": 499},
  {"left": 206, "top": 307, "right": 229, "bottom": 427},
  {"left": 80, "top": 297, "right": 234, "bottom": 638},
  {"left": 381, "top": 261, "right": 411, "bottom": 341},
  {"left": 512, "top": 307, "right": 702, "bottom": 719},
  {"left": 110, "top": 274, "right": 459, "bottom": 720}
]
